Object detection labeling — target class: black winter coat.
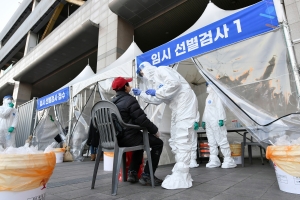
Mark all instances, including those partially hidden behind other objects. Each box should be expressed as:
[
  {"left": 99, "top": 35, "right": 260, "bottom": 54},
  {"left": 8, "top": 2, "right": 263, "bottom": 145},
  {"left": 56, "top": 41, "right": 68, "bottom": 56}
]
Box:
[
  {"left": 112, "top": 91, "right": 158, "bottom": 138},
  {"left": 87, "top": 120, "right": 100, "bottom": 147}
]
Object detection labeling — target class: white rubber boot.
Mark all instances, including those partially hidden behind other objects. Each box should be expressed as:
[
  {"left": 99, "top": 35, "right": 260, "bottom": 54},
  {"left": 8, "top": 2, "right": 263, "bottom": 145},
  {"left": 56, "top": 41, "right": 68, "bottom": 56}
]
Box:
[
  {"left": 162, "top": 162, "right": 193, "bottom": 189},
  {"left": 206, "top": 155, "right": 221, "bottom": 168},
  {"left": 189, "top": 159, "right": 199, "bottom": 168},
  {"left": 221, "top": 157, "right": 237, "bottom": 168}
]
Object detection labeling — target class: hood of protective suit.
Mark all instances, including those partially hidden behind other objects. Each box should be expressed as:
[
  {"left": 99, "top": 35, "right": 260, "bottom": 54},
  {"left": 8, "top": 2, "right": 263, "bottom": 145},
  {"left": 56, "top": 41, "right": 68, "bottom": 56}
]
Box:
[
  {"left": 2, "top": 99, "right": 12, "bottom": 107},
  {"left": 141, "top": 63, "right": 157, "bottom": 81}
]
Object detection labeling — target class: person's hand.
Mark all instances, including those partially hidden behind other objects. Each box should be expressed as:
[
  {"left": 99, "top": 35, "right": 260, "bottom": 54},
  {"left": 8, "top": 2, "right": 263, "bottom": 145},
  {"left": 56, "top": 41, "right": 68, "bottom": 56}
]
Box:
[
  {"left": 8, "top": 127, "right": 14, "bottom": 133},
  {"left": 155, "top": 132, "right": 160, "bottom": 138},
  {"left": 9, "top": 102, "right": 14, "bottom": 108},
  {"left": 132, "top": 88, "right": 141, "bottom": 96},
  {"left": 201, "top": 122, "right": 206, "bottom": 129},
  {"left": 219, "top": 120, "right": 224, "bottom": 127},
  {"left": 194, "top": 122, "right": 199, "bottom": 130},
  {"left": 145, "top": 89, "right": 156, "bottom": 96}
]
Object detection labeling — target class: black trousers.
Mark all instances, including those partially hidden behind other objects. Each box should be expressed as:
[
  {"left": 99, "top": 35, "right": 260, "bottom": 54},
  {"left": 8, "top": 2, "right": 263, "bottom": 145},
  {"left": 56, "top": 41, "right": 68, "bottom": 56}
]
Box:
[{"left": 118, "top": 133, "right": 163, "bottom": 174}]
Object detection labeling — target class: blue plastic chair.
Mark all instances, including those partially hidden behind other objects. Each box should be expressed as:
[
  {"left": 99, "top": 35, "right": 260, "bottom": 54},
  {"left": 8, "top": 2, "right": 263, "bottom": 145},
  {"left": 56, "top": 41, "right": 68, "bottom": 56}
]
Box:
[{"left": 90, "top": 100, "right": 155, "bottom": 195}]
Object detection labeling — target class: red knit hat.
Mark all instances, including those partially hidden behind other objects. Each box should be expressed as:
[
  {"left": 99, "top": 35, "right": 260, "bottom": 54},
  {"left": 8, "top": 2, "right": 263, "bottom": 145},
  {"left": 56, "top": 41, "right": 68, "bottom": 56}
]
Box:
[{"left": 112, "top": 77, "right": 133, "bottom": 90}]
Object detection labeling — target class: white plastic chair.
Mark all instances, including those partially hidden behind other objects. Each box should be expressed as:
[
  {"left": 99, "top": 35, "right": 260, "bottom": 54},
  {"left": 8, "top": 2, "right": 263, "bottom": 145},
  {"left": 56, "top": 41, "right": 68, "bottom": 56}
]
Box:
[{"left": 90, "top": 100, "right": 155, "bottom": 195}]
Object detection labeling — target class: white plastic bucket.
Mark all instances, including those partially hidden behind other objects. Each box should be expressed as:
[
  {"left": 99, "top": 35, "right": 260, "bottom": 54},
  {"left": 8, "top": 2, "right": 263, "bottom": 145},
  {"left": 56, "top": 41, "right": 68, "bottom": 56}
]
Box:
[
  {"left": 104, "top": 152, "right": 114, "bottom": 171},
  {"left": 55, "top": 152, "right": 64, "bottom": 163},
  {"left": 232, "top": 156, "right": 242, "bottom": 164},
  {"left": 0, "top": 185, "right": 46, "bottom": 200},
  {"left": 274, "top": 164, "right": 300, "bottom": 194}
]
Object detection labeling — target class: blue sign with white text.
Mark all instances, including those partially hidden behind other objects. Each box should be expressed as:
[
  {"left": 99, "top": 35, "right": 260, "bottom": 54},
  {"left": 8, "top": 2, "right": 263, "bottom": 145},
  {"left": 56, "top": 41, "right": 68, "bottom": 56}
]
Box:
[
  {"left": 37, "top": 87, "right": 70, "bottom": 110},
  {"left": 136, "top": 0, "right": 279, "bottom": 67}
]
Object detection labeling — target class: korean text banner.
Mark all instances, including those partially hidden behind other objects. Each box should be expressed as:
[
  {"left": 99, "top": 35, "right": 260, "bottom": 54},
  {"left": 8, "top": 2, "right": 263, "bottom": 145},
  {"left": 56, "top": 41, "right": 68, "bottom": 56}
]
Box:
[
  {"left": 37, "top": 87, "right": 70, "bottom": 110},
  {"left": 136, "top": 0, "right": 279, "bottom": 67}
]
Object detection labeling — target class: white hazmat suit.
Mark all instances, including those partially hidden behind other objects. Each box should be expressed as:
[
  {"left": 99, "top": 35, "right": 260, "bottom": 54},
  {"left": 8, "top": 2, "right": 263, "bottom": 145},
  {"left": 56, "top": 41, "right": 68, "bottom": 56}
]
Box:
[
  {"left": 0, "top": 97, "right": 18, "bottom": 148},
  {"left": 202, "top": 85, "right": 236, "bottom": 168},
  {"left": 137, "top": 62, "right": 199, "bottom": 189}
]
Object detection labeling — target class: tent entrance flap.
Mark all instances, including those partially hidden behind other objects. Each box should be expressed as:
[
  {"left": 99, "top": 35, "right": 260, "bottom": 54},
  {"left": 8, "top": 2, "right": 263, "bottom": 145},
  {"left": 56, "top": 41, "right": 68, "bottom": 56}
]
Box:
[{"left": 191, "top": 27, "right": 300, "bottom": 145}]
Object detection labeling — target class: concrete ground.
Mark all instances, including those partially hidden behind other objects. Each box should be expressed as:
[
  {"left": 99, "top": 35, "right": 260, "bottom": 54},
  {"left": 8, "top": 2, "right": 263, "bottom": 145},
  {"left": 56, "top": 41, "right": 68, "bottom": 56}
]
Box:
[{"left": 46, "top": 157, "right": 300, "bottom": 200}]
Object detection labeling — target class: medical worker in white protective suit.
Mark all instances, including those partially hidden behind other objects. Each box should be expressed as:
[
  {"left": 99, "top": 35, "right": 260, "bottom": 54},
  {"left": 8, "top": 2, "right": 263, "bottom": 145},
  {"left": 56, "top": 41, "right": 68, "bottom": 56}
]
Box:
[
  {"left": 202, "top": 83, "right": 236, "bottom": 168},
  {"left": 0, "top": 95, "right": 18, "bottom": 148},
  {"left": 132, "top": 62, "right": 200, "bottom": 189}
]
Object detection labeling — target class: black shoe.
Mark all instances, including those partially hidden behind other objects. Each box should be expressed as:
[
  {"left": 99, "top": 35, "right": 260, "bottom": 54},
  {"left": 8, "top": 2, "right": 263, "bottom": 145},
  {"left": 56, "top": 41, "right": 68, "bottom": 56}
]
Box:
[
  {"left": 139, "top": 173, "right": 162, "bottom": 186},
  {"left": 127, "top": 170, "right": 138, "bottom": 183}
]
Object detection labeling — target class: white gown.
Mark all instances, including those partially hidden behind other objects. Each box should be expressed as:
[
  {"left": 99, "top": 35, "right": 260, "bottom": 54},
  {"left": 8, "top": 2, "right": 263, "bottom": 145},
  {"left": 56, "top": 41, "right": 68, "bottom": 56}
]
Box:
[
  {"left": 0, "top": 99, "right": 18, "bottom": 148},
  {"left": 202, "top": 86, "right": 236, "bottom": 168},
  {"left": 138, "top": 62, "right": 200, "bottom": 189}
]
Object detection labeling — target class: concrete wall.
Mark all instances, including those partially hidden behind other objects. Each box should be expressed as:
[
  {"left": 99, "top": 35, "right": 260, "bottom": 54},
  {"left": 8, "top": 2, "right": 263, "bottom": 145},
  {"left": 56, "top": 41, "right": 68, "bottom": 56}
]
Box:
[{"left": 96, "top": 0, "right": 134, "bottom": 71}]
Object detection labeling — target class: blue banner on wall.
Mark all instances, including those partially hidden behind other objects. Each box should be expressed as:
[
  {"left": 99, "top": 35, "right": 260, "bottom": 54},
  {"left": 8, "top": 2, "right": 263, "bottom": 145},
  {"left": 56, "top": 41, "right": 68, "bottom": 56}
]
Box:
[
  {"left": 37, "top": 87, "right": 70, "bottom": 110},
  {"left": 136, "top": 0, "right": 279, "bottom": 67}
]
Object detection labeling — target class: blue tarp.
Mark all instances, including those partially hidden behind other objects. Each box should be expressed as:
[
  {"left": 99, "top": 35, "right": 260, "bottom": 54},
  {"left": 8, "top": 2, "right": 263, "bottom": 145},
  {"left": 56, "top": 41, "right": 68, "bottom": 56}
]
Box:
[
  {"left": 37, "top": 87, "right": 70, "bottom": 110},
  {"left": 136, "top": 0, "right": 279, "bottom": 67}
]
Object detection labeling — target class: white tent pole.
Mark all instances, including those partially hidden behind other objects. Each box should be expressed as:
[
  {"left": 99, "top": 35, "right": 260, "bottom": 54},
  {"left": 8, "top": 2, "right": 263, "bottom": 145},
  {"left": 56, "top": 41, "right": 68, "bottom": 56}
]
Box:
[
  {"left": 67, "top": 86, "right": 73, "bottom": 146},
  {"left": 92, "top": 85, "right": 96, "bottom": 105},
  {"left": 97, "top": 82, "right": 105, "bottom": 100},
  {"left": 282, "top": 22, "right": 300, "bottom": 97},
  {"left": 274, "top": 0, "right": 300, "bottom": 96},
  {"left": 274, "top": 1, "right": 300, "bottom": 96}
]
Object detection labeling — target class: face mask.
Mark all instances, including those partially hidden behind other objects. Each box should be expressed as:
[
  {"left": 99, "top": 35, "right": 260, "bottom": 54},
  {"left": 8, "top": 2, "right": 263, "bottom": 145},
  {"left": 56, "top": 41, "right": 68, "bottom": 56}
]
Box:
[
  {"left": 206, "top": 86, "right": 212, "bottom": 93},
  {"left": 3, "top": 99, "right": 12, "bottom": 106}
]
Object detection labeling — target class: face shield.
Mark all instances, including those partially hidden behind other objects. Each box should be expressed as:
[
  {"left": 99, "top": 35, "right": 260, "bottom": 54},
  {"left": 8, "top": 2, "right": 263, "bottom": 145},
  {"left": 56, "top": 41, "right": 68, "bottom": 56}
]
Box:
[
  {"left": 137, "top": 62, "right": 155, "bottom": 78},
  {"left": 141, "top": 64, "right": 156, "bottom": 81},
  {"left": 3, "top": 95, "right": 14, "bottom": 105}
]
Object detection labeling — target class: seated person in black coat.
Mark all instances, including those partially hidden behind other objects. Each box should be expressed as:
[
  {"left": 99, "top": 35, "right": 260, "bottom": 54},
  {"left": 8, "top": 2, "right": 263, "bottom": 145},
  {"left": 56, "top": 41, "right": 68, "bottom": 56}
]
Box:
[{"left": 112, "top": 77, "right": 163, "bottom": 186}]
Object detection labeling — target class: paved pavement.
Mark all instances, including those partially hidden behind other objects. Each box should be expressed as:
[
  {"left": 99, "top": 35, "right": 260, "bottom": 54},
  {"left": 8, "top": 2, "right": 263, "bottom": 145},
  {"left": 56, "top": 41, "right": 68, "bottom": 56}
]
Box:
[{"left": 46, "top": 157, "right": 300, "bottom": 200}]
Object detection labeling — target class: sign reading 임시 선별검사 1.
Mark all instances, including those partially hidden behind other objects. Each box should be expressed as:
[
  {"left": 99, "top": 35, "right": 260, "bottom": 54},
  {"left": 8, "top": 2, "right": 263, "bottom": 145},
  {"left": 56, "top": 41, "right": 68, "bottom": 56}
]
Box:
[
  {"left": 136, "top": 0, "right": 279, "bottom": 67},
  {"left": 37, "top": 87, "right": 70, "bottom": 110}
]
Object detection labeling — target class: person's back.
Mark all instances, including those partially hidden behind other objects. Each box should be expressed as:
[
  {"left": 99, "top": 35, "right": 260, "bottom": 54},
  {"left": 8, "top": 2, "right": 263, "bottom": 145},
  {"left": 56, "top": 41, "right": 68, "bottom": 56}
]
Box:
[
  {"left": 111, "top": 77, "right": 163, "bottom": 186},
  {"left": 155, "top": 66, "right": 198, "bottom": 124}
]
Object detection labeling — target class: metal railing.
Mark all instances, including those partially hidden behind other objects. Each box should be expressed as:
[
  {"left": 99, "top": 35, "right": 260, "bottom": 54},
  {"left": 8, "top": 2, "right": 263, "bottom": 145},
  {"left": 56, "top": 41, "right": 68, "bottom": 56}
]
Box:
[{"left": 15, "top": 97, "right": 37, "bottom": 147}]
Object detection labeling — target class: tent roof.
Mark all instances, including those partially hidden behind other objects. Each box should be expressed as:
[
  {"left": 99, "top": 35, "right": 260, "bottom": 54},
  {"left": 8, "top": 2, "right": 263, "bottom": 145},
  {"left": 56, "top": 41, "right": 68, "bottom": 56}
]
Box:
[
  {"left": 176, "top": 0, "right": 284, "bottom": 38},
  {"left": 72, "top": 41, "right": 143, "bottom": 97},
  {"left": 59, "top": 64, "right": 95, "bottom": 90},
  {"left": 176, "top": 2, "right": 245, "bottom": 39}
]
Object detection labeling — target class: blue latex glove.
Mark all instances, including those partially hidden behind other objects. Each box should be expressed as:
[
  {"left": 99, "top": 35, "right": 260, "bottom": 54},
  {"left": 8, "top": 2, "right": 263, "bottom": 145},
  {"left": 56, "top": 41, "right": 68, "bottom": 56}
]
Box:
[
  {"left": 132, "top": 88, "right": 141, "bottom": 96},
  {"left": 219, "top": 120, "right": 224, "bottom": 127},
  {"left": 201, "top": 122, "right": 206, "bottom": 129},
  {"left": 6, "top": 133, "right": 11, "bottom": 140},
  {"left": 8, "top": 127, "right": 14, "bottom": 133},
  {"left": 194, "top": 122, "right": 199, "bottom": 130},
  {"left": 145, "top": 89, "right": 156, "bottom": 96},
  {"left": 9, "top": 103, "right": 14, "bottom": 108}
]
